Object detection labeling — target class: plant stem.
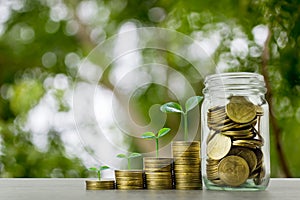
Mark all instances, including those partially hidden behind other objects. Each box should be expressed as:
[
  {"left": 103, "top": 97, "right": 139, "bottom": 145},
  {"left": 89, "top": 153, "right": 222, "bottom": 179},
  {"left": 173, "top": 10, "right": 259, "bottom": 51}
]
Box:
[
  {"left": 128, "top": 158, "right": 131, "bottom": 170},
  {"left": 183, "top": 113, "right": 188, "bottom": 141},
  {"left": 156, "top": 138, "right": 159, "bottom": 158},
  {"left": 98, "top": 171, "right": 101, "bottom": 181}
]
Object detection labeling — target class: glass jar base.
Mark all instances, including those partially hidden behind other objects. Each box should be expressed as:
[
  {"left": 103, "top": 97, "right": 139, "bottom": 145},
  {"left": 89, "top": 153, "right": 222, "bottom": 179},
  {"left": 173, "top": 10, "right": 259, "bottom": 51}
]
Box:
[{"left": 203, "top": 178, "right": 268, "bottom": 191}]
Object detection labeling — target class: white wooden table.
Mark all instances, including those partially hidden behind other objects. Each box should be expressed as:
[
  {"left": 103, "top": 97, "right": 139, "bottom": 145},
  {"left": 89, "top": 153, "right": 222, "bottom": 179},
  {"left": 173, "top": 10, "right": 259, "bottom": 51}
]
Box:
[{"left": 0, "top": 178, "right": 299, "bottom": 200}]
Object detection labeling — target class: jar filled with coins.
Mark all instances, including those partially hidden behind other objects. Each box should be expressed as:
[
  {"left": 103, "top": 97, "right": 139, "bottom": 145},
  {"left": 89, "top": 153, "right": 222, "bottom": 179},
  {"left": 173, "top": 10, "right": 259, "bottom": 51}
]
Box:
[{"left": 201, "top": 72, "right": 270, "bottom": 191}]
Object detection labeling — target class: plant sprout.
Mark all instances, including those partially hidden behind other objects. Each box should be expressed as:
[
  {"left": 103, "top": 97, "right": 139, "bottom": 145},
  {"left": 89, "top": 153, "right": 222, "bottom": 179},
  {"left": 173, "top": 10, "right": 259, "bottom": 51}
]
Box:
[
  {"left": 116, "top": 152, "right": 142, "bottom": 170},
  {"left": 141, "top": 128, "right": 171, "bottom": 158},
  {"left": 160, "top": 96, "right": 203, "bottom": 141},
  {"left": 89, "top": 166, "right": 109, "bottom": 181}
]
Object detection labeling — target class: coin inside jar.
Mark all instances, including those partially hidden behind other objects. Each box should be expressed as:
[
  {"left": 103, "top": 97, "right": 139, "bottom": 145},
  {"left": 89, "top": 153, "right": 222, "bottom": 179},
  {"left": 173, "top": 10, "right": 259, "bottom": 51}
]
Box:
[
  {"left": 218, "top": 155, "right": 250, "bottom": 187},
  {"left": 207, "top": 133, "right": 231, "bottom": 160},
  {"left": 226, "top": 96, "right": 257, "bottom": 124},
  {"left": 227, "top": 147, "right": 257, "bottom": 172}
]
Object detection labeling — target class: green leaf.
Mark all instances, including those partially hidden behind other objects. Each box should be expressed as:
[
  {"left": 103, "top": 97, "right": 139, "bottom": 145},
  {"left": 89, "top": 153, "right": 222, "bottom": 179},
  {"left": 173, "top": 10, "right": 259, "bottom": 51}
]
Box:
[
  {"left": 89, "top": 167, "right": 98, "bottom": 171},
  {"left": 128, "top": 152, "right": 142, "bottom": 158},
  {"left": 141, "top": 132, "right": 156, "bottom": 139},
  {"left": 116, "top": 154, "right": 127, "bottom": 158},
  {"left": 157, "top": 128, "right": 171, "bottom": 138},
  {"left": 185, "top": 96, "right": 203, "bottom": 113},
  {"left": 160, "top": 102, "right": 183, "bottom": 113},
  {"left": 100, "top": 166, "right": 109, "bottom": 171}
]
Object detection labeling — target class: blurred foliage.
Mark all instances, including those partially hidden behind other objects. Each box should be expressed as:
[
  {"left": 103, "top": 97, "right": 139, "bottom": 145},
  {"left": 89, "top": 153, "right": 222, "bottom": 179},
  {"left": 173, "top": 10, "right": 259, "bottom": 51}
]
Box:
[{"left": 0, "top": 0, "right": 299, "bottom": 177}]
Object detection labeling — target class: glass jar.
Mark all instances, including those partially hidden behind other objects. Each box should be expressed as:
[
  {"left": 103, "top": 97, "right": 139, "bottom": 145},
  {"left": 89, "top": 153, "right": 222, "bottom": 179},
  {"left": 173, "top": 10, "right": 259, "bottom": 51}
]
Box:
[{"left": 201, "top": 72, "right": 270, "bottom": 191}]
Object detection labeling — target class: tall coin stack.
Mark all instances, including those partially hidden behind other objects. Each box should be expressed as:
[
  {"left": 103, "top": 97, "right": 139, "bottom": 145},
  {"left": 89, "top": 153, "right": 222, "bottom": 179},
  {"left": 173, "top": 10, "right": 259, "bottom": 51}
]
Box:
[
  {"left": 206, "top": 96, "right": 265, "bottom": 187},
  {"left": 115, "top": 170, "right": 144, "bottom": 190},
  {"left": 85, "top": 180, "right": 115, "bottom": 190},
  {"left": 172, "top": 141, "right": 202, "bottom": 190},
  {"left": 143, "top": 158, "right": 174, "bottom": 190}
]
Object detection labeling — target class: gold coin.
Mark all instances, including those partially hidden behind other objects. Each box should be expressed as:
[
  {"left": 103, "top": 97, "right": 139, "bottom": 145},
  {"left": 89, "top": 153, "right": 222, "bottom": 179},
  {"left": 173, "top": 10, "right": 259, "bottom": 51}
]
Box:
[
  {"left": 174, "top": 172, "right": 201, "bottom": 178},
  {"left": 143, "top": 158, "right": 173, "bottom": 167},
  {"left": 175, "top": 182, "right": 202, "bottom": 186},
  {"left": 174, "top": 162, "right": 201, "bottom": 167},
  {"left": 174, "top": 157, "right": 200, "bottom": 163},
  {"left": 254, "top": 165, "right": 266, "bottom": 185},
  {"left": 146, "top": 185, "right": 173, "bottom": 190},
  {"left": 144, "top": 163, "right": 172, "bottom": 168},
  {"left": 218, "top": 155, "right": 250, "bottom": 187},
  {"left": 210, "top": 179, "right": 225, "bottom": 185},
  {"left": 206, "top": 158, "right": 220, "bottom": 165},
  {"left": 172, "top": 141, "right": 200, "bottom": 146},
  {"left": 175, "top": 183, "right": 202, "bottom": 188},
  {"left": 233, "top": 119, "right": 257, "bottom": 129},
  {"left": 146, "top": 180, "right": 173, "bottom": 185},
  {"left": 115, "top": 170, "right": 144, "bottom": 178},
  {"left": 206, "top": 130, "right": 218, "bottom": 144},
  {"left": 175, "top": 177, "right": 202, "bottom": 183},
  {"left": 116, "top": 185, "right": 143, "bottom": 190},
  {"left": 228, "top": 147, "right": 257, "bottom": 172},
  {"left": 174, "top": 158, "right": 201, "bottom": 168},
  {"left": 217, "top": 123, "right": 237, "bottom": 132},
  {"left": 86, "top": 180, "right": 115, "bottom": 190},
  {"left": 206, "top": 170, "right": 219, "bottom": 180},
  {"left": 232, "top": 139, "right": 263, "bottom": 149},
  {"left": 206, "top": 164, "right": 218, "bottom": 172},
  {"left": 254, "top": 148, "right": 264, "bottom": 169},
  {"left": 172, "top": 145, "right": 200, "bottom": 151},
  {"left": 115, "top": 177, "right": 143, "bottom": 181},
  {"left": 221, "top": 128, "right": 253, "bottom": 137},
  {"left": 256, "top": 105, "right": 264, "bottom": 116},
  {"left": 172, "top": 152, "right": 200, "bottom": 158},
  {"left": 226, "top": 96, "right": 256, "bottom": 124},
  {"left": 231, "top": 133, "right": 255, "bottom": 140},
  {"left": 208, "top": 109, "right": 226, "bottom": 117},
  {"left": 174, "top": 167, "right": 200, "bottom": 173},
  {"left": 144, "top": 157, "right": 173, "bottom": 163},
  {"left": 207, "top": 133, "right": 231, "bottom": 160},
  {"left": 209, "top": 105, "right": 225, "bottom": 112},
  {"left": 144, "top": 166, "right": 172, "bottom": 172},
  {"left": 116, "top": 180, "right": 144, "bottom": 185},
  {"left": 145, "top": 173, "right": 172, "bottom": 179}
]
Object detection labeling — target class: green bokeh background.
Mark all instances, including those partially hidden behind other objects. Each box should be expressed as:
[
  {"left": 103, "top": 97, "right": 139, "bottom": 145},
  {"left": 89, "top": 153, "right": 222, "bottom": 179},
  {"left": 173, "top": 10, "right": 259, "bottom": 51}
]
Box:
[{"left": 0, "top": 0, "right": 299, "bottom": 178}]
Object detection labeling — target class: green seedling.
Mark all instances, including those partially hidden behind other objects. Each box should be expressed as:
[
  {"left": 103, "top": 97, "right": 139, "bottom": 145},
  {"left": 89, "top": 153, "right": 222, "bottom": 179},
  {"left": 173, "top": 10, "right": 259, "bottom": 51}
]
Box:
[
  {"left": 89, "top": 166, "right": 109, "bottom": 181},
  {"left": 141, "top": 128, "right": 171, "bottom": 158},
  {"left": 117, "top": 152, "right": 142, "bottom": 170},
  {"left": 160, "top": 96, "right": 203, "bottom": 141}
]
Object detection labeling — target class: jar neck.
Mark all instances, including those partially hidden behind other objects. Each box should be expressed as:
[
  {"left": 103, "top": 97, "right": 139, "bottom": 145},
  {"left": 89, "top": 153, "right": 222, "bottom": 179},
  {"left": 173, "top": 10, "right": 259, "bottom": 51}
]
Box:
[{"left": 203, "top": 72, "right": 267, "bottom": 98}]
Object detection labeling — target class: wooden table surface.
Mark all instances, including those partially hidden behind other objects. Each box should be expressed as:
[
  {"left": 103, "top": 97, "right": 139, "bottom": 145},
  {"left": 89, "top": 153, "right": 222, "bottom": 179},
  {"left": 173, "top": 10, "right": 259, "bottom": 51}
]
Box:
[{"left": 0, "top": 178, "right": 299, "bottom": 200}]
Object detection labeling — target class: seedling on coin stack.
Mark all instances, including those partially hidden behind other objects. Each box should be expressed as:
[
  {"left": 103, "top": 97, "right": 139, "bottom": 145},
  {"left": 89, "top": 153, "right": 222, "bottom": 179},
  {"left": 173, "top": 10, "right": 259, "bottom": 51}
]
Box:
[
  {"left": 115, "top": 153, "right": 144, "bottom": 190},
  {"left": 160, "top": 96, "right": 203, "bottom": 141},
  {"left": 86, "top": 166, "right": 115, "bottom": 190},
  {"left": 160, "top": 96, "right": 203, "bottom": 190},
  {"left": 89, "top": 166, "right": 109, "bottom": 181},
  {"left": 141, "top": 128, "right": 174, "bottom": 190},
  {"left": 117, "top": 153, "right": 142, "bottom": 170},
  {"left": 141, "top": 128, "right": 171, "bottom": 158}
]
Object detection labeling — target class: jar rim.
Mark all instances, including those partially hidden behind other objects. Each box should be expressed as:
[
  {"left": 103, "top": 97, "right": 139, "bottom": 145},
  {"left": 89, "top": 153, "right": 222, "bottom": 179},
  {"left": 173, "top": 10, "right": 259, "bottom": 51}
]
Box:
[
  {"left": 204, "top": 72, "right": 264, "bottom": 83},
  {"left": 203, "top": 72, "right": 267, "bottom": 95}
]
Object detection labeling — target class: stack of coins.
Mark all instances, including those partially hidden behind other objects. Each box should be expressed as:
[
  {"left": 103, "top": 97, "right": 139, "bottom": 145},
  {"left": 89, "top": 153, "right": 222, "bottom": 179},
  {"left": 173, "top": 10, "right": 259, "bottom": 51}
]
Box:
[
  {"left": 206, "top": 96, "right": 265, "bottom": 187},
  {"left": 115, "top": 170, "right": 144, "bottom": 190},
  {"left": 143, "top": 158, "right": 173, "bottom": 190},
  {"left": 172, "top": 141, "right": 202, "bottom": 190},
  {"left": 85, "top": 180, "right": 115, "bottom": 190}
]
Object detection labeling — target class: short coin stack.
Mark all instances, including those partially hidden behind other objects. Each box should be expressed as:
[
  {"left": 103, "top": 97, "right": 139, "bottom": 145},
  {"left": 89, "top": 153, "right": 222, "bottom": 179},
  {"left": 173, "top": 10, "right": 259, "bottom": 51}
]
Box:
[
  {"left": 143, "top": 158, "right": 173, "bottom": 189},
  {"left": 206, "top": 96, "right": 265, "bottom": 187},
  {"left": 85, "top": 180, "right": 115, "bottom": 190},
  {"left": 115, "top": 170, "right": 144, "bottom": 190},
  {"left": 172, "top": 141, "right": 202, "bottom": 190}
]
